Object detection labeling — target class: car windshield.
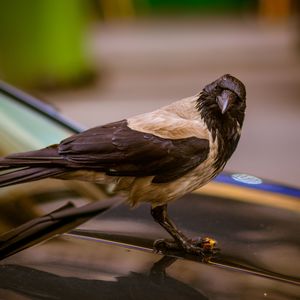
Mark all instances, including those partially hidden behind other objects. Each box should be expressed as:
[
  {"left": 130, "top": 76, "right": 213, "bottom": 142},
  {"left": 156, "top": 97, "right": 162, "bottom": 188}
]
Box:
[{"left": 0, "top": 85, "right": 109, "bottom": 235}]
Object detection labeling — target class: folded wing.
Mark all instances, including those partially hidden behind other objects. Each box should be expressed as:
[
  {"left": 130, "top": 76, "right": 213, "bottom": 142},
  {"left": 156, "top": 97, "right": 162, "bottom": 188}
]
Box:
[{"left": 59, "top": 120, "right": 210, "bottom": 183}]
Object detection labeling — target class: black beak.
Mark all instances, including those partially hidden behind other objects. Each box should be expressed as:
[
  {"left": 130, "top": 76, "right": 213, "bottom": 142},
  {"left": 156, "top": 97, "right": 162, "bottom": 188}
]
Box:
[{"left": 216, "top": 90, "right": 234, "bottom": 114}]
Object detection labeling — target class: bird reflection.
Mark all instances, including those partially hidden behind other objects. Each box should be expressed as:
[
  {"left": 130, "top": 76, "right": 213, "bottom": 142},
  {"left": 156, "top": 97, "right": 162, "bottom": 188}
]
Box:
[{"left": 0, "top": 256, "right": 208, "bottom": 300}]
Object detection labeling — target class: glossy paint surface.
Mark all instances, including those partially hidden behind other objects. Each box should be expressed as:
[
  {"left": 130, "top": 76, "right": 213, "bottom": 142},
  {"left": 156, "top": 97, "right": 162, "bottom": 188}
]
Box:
[{"left": 1, "top": 189, "right": 299, "bottom": 299}]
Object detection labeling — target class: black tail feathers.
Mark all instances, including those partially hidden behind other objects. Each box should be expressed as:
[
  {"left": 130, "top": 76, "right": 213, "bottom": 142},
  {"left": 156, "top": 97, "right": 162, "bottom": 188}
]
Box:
[
  {"left": 0, "top": 167, "right": 64, "bottom": 188},
  {"left": 0, "top": 146, "right": 65, "bottom": 188}
]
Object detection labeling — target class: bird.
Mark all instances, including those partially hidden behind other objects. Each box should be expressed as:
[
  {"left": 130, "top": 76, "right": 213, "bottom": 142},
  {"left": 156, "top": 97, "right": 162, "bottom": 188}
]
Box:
[{"left": 0, "top": 74, "right": 246, "bottom": 255}]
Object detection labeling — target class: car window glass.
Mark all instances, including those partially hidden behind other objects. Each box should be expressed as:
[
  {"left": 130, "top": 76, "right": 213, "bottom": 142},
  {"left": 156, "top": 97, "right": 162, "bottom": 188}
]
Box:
[{"left": 0, "top": 92, "right": 71, "bottom": 154}]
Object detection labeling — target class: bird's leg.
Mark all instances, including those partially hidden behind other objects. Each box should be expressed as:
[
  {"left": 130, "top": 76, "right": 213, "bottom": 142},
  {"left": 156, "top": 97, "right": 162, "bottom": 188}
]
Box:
[
  {"left": 151, "top": 204, "right": 190, "bottom": 250},
  {"left": 151, "top": 204, "right": 216, "bottom": 256}
]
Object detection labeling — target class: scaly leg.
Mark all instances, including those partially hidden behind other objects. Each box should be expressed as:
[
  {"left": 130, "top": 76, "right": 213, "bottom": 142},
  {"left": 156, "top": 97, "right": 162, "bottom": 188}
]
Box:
[{"left": 151, "top": 204, "right": 216, "bottom": 256}]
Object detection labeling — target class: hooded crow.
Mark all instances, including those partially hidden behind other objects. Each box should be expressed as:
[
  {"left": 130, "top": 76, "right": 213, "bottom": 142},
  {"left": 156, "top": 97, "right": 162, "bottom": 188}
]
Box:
[{"left": 0, "top": 74, "right": 246, "bottom": 255}]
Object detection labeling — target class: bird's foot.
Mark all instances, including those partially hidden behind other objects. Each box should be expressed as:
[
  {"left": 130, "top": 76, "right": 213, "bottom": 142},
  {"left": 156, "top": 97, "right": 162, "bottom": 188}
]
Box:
[{"left": 153, "top": 236, "right": 218, "bottom": 259}]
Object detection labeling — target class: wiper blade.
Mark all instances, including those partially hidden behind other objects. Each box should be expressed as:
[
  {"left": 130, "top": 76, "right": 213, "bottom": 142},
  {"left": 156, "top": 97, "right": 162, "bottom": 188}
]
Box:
[{"left": 0, "top": 196, "right": 122, "bottom": 260}]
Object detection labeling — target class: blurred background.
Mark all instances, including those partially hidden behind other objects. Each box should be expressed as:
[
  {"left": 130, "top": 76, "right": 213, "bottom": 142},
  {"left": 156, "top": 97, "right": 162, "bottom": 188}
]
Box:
[{"left": 0, "top": 0, "right": 299, "bottom": 187}]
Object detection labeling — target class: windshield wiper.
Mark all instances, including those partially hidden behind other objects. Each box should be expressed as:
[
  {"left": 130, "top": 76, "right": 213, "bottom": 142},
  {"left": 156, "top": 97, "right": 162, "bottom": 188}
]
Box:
[{"left": 0, "top": 196, "right": 122, "bottom": 260}]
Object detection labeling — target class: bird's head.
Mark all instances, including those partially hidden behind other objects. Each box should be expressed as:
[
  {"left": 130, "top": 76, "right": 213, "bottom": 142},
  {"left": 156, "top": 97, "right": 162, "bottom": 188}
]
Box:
[{"left": 196, "top": 74, "right": 246, "bottom": 131}]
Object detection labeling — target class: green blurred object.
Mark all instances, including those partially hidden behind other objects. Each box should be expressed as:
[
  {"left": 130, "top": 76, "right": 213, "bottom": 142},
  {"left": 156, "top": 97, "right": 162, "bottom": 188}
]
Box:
[
  {"left": 134, "top": 0, "right": 255, "bottom": 15},
  {"left": 0, "top": 0, "right": 91, "bottom": 88}
]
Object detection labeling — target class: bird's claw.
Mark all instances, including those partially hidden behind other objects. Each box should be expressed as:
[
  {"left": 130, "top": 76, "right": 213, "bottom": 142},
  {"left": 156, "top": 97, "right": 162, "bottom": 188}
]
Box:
[
  {"left": 192, "top": 236, "right": 218, "bottom": 252},
  {"left": 153, "top": 236, "right": 219, "bottom": 259},
  {"left": 153, "top": 239, "right": 181, "bottom": 253}
]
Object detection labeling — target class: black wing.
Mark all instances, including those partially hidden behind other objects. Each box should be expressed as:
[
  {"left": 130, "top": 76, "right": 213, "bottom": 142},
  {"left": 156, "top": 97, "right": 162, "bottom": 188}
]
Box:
[{"left": 59, "top": 120, "right": 209, "bottom": 183}]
